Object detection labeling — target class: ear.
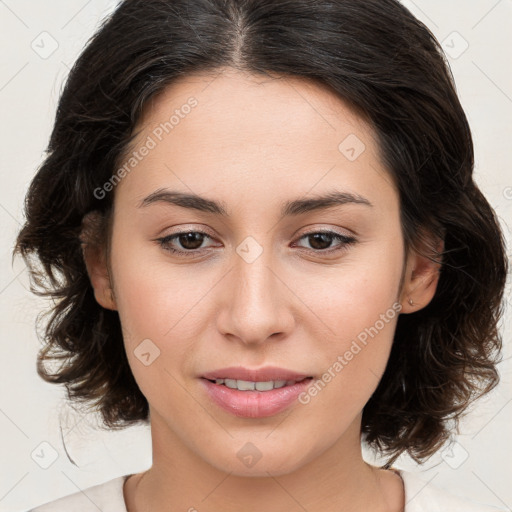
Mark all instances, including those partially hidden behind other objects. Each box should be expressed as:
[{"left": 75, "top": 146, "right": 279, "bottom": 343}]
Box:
[
  {"left": 399, "top": 229, "right": 444, "bottom": 314},
  {"left": 80, "top": 211, "right": 117, "bottom": 311}
]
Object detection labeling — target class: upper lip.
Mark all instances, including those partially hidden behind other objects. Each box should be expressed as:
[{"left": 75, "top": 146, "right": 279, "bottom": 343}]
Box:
[{"left": 201, "top": 366, "right": 312, "bottom": 382}]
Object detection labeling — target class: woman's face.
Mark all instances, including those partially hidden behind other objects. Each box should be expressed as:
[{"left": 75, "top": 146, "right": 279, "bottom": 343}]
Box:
[{"left": 101, "top": 68, "right": 417, "bottom": 476}]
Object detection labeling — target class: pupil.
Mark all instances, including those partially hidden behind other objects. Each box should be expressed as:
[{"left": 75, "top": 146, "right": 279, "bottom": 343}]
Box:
[
  {"left": 180, "top": 232, "right": 203, "bottom": 250},
  {"left": 309, "top": 233, "right": 332, "bottom": 250}
]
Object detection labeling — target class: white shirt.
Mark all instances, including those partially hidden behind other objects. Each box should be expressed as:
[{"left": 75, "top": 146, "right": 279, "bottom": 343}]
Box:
[{"left": 28, "top": 469, "right": 506, "bottom": 511}]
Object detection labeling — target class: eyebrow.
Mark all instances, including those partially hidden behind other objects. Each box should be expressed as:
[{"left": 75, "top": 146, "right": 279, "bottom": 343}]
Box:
[{"left": 138, "top": 188, "right": 373, "bottom": 216}]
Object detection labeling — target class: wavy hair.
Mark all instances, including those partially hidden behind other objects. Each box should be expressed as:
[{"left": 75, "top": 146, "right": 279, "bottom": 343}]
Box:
[{"left": 13, "top": 0, "right": 508, "bottom": 465}]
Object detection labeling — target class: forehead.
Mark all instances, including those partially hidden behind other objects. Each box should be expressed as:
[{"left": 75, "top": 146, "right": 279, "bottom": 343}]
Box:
[
  {"left": 137, "top": 67, "right": 373, "bottom": 150},
  {"left": 114, "top": 67, "right": 397, "bottom": 214}
]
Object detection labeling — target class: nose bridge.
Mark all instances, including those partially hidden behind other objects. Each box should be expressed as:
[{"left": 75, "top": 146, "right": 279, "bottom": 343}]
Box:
[
  {"left": 218, "top": 239, "right": 293, "bottom": 344},
  {"left": 235, "top": 248, "right": 275, "bottom": 307}
]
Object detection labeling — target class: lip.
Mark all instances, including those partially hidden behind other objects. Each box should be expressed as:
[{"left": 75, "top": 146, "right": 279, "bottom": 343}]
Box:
[
  {"left": 200, "top": 366, "right": 314, "bottom": 418},
  {"left": 201, "top": 366, "right": 311, "bottom": 382}
]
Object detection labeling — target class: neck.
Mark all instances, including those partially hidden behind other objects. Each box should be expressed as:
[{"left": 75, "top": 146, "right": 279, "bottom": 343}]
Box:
[{"left": 124, "top": 410, "right": 403, "bottom": 512}]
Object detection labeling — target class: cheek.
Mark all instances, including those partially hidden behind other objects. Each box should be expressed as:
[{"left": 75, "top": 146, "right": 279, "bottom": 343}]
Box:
[
  {"left": 107, "top": 228, "right": 211, "bottom": 391},
  {"left": 109, "top": 221, "right": 211, "bottom": 340},
  {"left": 305, "top": 236, "right": 403, "bottom": 339},
  {"left": 110, "top": 255, "right": 207, "bottom": 410},
  {"left": 296, "top": 237, "right": 403, "bottom": 404}
]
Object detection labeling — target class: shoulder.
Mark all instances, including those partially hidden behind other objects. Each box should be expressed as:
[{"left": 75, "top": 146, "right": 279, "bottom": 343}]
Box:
[
  {"left": 28, "top": 474, "right": 129, "bottom": 512},
  {"left": 397, "top": 469, "right": 509, "bottom": 512}
]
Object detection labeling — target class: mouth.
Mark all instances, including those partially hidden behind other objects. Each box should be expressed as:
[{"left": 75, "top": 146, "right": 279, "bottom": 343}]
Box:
[
  {"left": 203, "top": 376, "right": 313, "bottom": 392},
  {"left": 201, "top": 365, "right": 313, "bottom": 383},
  {"left": 200, "top": 373, "right": 315, "bottom": 418}
]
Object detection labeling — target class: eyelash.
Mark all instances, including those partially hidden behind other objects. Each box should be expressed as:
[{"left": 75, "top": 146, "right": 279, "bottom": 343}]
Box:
[{"left": 156, "top": 229, "right": 357, "bottom": 257}]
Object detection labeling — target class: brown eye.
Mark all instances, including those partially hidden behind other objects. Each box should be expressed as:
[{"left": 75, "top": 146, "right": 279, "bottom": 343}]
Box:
[
  {"left": 157, "top": 231, "right": 214, "bottom": 256},
  {"left": 295, "top": 231, "right": 357, "bottom": 254},
  {"left": 175, "top": 232, "right": 206, "bottom": 250}
]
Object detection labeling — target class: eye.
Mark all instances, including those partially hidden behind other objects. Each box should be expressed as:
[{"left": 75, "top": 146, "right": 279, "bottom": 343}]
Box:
[
  {"left": 156, "top": 230, "right": 216, "bottom": 257},
  {"left": 155, "top": 229, "right": 357, "bottom": 258},
  {"left": 293, "top": 230, "right": 357, "bottom": 254}
]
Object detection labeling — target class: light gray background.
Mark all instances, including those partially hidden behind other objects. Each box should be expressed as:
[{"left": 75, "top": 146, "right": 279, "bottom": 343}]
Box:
[{"left": 1, "top": 1, "right": 511, "bottom": 511}]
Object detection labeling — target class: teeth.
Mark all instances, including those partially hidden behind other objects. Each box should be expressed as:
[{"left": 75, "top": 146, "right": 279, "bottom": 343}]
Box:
[
  {"left": 255, "top": 380, "right": 288, "bottom": 391},
  {"left": 214, "top": 378, "right": 296, "bottom": 391}
]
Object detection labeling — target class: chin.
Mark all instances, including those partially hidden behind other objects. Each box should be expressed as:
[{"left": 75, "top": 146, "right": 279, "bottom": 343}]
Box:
[{"left": 200, "top": 441, "right": 316, "bottom": 478}]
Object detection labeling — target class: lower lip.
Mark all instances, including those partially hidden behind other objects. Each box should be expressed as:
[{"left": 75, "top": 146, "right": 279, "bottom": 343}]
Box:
[{"left": 200, "top": 378, "right": 314, "bottom": 418}]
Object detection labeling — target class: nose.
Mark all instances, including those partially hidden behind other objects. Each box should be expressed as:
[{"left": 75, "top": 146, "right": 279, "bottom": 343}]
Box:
[{"left": 216, "top": 246, "right": 295, "bottom": 346}]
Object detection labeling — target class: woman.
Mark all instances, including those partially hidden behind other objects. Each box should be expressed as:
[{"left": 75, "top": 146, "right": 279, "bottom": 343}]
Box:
[{"left": 15, "top": 0, "right": 508, "bottom": 510}]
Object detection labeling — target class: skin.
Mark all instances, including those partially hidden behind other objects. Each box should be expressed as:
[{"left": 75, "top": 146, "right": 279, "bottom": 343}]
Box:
[{"left": 83, "top": 67, "right": 442, "bottom": 512}]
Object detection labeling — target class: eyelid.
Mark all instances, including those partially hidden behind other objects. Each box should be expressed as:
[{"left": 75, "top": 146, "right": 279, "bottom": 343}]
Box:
[
  {"left": 155, "top": 226, "right": 357, "bottom": 258},
  {"left": 292, "top": 229, "right": 357, "bottom": 253},
  {"left": 153, "top": 227, "right": 220, "bottom": 259},
  {"left": 299, "top": 225, "right": 356, "bottom": 238}
]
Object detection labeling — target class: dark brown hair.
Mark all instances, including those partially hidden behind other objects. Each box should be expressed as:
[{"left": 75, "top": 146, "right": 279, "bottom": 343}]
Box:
[{"left": 13, "top": 0, "right": 508, "bottom": 466}]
